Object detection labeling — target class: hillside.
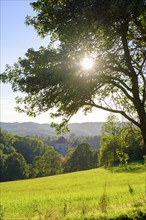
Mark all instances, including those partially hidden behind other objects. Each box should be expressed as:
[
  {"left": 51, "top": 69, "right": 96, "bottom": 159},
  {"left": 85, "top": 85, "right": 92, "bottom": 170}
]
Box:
[
  {"left": 1, "top": 163, "right": 146, "bottom": 220},
  {"left": 0, "top": 122, "right": 103, "bottom": 137}
]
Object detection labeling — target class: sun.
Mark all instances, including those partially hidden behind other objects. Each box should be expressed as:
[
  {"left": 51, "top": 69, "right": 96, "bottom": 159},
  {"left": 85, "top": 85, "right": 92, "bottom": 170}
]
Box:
[{"left": 81, "top": 57, "right": 94, "bottom": 70}]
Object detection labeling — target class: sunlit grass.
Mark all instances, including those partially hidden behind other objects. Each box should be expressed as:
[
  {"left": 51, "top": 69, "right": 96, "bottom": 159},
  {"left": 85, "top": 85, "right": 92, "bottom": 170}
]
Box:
[{"left": 0, "top": 162, "right": 146, "bottom": 219}]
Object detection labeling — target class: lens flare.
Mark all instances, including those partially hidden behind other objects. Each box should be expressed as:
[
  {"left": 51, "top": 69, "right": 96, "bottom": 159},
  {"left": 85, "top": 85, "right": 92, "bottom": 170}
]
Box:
[{"left": 81, "top": 57, "right": 93, "bottom": 70}]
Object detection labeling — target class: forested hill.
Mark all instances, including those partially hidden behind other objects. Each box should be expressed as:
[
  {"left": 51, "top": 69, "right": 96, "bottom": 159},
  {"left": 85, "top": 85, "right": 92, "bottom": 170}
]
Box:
[{"left": 0, "top": 122, "right": 103, "bottom": 137}]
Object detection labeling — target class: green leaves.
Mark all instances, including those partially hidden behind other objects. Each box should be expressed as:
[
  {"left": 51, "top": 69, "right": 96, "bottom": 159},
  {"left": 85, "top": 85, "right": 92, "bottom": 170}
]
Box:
[
  {"left": 68, "top": 142, "right": 96, "bottom": 172},
  {"left": 1, "top": 0, "right": 146, "bottom": 143}
]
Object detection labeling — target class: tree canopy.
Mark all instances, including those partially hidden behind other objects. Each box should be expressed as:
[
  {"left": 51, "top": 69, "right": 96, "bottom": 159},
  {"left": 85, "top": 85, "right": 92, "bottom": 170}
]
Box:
[
  {"left": 67, "top": 142, "right": 97, "bottom": 171},
  {"left": 1, "top": 0, "right": 146, "bottom": 145},
  {"left": 99, "top": 114, "right": 145, "bottom": 166}
]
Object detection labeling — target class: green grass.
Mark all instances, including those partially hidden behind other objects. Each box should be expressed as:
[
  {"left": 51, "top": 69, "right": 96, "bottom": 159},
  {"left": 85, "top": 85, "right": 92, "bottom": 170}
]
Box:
[{"left": 0, "top": 162, "right": 146, "bottom": 220}]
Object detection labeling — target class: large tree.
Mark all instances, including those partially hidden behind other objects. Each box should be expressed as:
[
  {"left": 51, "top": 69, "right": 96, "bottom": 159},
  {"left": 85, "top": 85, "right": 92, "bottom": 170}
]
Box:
[{"left": 1, "top": 0, "right": 146, "bottom": 146}]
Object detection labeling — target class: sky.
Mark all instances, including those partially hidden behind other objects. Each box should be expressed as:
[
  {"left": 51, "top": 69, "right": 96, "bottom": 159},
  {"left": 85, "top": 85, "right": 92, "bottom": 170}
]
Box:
[{"left": 0, "top": 0, "right": 109, "bottom": 124}]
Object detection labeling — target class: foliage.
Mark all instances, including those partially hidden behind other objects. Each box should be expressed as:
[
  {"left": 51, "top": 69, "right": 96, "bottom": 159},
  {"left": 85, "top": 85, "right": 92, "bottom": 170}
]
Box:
[
  {"left": 99, "top": 114, "right": 145, "bottom": 166},
  {"left": 4, "top": 152, "right": 28, "bottom": 181},
  {"left": 66, "top": 142, "right": 97, "bottom": 172},
  {"left": 1, "top": 0, "right": 146, "bottom": 146},
  {"left": 33, "top": 147, "right": 62, "bottom": 177},
  {"left": 99, "top": 114, "right": 122, "bottom": 166},
  {"left": 0, "top": 129, "right": 16, "bottom": 154},
  {"left": 0, "top": 129, "right": 99, "bottom": 181},
  {"left": 0, "top": 129, "right": 62, "bottom": 181},
  {"left": 116, "top": 150, "right": 129, "bottom": 165},
  {"left": 120, "top": 126, "right": 146, "bottom": 161},
  {"left": 13, "top": 136, "right": 46, "bottom": 164},
  {"left": 0, "top": 125, "right": 145, "bottom": 181}
]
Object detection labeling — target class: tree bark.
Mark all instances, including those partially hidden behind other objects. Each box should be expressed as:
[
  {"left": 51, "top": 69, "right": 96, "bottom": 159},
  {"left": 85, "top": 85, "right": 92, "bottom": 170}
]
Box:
[{"left": 140, "top": 117, "right": 146, "bottom": 149}]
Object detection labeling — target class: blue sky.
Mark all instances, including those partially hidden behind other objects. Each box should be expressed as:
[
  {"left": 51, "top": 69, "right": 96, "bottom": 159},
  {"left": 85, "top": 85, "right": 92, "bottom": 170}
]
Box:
[{"left": 1, "top": 0, "right": 109, "bottom": 124}]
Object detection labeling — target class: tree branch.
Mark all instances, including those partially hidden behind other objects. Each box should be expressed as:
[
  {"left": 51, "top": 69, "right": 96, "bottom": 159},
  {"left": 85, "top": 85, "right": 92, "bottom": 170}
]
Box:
[
  {"left": 109, "top": 79, "right": 133, "bottom": 101},
  {"left": 85, "top": 100, "right": 140, "bottom": 128},
  {"left": 121, "top": 30, "right": 137, "bottom": 77}
]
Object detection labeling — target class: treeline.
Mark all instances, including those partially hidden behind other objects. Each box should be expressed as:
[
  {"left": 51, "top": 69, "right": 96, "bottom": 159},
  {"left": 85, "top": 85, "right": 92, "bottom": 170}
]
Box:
[
  {"left": 0, "top": 129, "right": 98, "bottom": 182},
  {"left": 0, "top": 129, "right": 59, "bottom": 181},
  {"left": 0, "top": 116, "right": 145, "bottom": 182}
]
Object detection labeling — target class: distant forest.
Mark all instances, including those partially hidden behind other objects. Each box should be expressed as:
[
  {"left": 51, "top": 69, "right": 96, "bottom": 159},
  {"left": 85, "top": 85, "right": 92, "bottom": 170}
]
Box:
[
  {"left": 0, "top": 129, "right": 99, "bottom": 182},
  {"left": 0, "top": 117, "right": 145, "bottom": 182},
  {"left": 0, "top": 122, "right": 103, "bottom": 137}
]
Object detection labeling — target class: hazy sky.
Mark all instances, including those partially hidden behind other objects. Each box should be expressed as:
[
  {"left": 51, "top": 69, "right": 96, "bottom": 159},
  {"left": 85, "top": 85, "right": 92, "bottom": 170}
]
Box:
[{"left": 1, "top": 0, "right": 109, "bottom": 124}]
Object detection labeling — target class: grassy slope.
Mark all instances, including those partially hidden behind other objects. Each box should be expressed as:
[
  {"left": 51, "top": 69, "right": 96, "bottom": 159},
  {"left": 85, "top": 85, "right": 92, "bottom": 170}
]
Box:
[{"left": 0, "top": 163, "right": 146, "bottom": 220}]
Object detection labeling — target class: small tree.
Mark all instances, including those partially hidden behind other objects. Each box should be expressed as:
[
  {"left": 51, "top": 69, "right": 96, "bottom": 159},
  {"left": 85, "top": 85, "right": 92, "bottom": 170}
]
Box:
[
  {"left": 4, "top": 152, "right": 28, "bottom": 181},
  {"left": 99, "top": 115, "right": 145, "bottom": 166},
  {"left": 33, "top": 147, "right": 62, "bottom": 177},
  {"left": 120, "top": 126, "right": 145, "bottom": 161},
  {"left": 99, "top": 114, "right": 121, "bottom": 166},
  {"left": 69, "top": 142, "right": 96, "bottom": 171}
]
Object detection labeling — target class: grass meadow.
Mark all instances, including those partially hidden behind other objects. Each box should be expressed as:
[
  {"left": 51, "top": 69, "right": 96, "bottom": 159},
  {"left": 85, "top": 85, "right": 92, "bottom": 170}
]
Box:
[{"left": 0, "top": 162, "right": 146, "bottom": 220}]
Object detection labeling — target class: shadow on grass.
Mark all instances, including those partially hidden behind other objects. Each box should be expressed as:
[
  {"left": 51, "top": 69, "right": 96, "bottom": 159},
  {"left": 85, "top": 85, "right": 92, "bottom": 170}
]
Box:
[
  {"left": 107, "top": 162, "right": 145, "bottom": 174},
  {"left": 110, "top": 210, "right": 146, "bottom": 220}
]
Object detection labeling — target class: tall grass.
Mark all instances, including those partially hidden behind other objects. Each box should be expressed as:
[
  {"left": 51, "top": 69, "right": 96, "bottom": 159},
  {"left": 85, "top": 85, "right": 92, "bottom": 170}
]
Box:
[
  {"left": 144, "top": 156, "right": 146, "bottom": 195},
  {"left": 0, "top": 162, "right": 146, "bottom": 219}
]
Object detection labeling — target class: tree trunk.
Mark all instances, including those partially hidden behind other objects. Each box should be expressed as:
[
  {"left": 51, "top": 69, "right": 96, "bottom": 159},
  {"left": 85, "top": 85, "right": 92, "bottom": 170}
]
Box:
[{"left": 140, "top": 117, "right": 146, "bottom": 150}]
